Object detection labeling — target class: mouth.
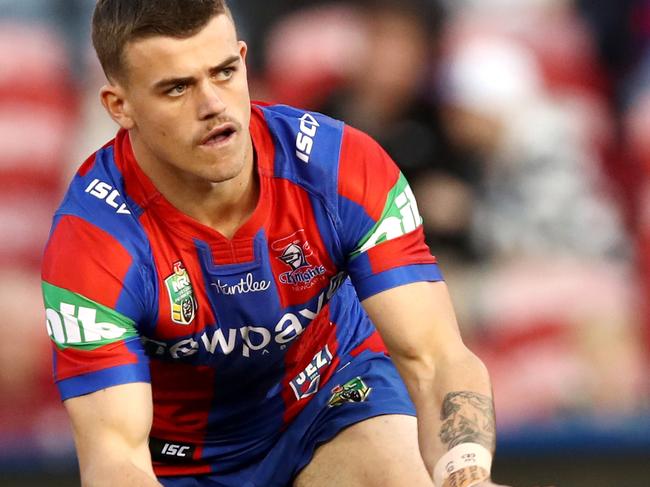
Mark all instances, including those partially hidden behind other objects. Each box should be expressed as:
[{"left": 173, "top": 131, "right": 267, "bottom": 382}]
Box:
[{"left": 200, "top": 123, "right": 237, "bottom": 147}]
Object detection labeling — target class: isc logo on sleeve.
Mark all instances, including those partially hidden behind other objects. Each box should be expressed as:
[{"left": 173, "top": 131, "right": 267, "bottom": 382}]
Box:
[
  {"left": 295, "top": 113, "right": 320, "bottom": 163},
  {"left": 84, "top": 178, "right": 131, "bottom": 215}
]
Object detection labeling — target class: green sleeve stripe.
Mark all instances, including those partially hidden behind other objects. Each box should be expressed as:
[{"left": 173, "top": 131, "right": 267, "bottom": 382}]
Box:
[
  {"left": 42, "top": 281, "right": 138, "bottom": 351},
  {"left": 350, "top": 173, "right": 423, "bottom": 258}
]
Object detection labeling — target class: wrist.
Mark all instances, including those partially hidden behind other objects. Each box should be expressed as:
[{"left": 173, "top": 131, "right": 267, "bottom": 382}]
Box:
[
  {"left": 441, "top": 466, "right": 489, "bottom": 487},
  {"left": 433, "top": 442, "right": 492, "bottom": 487}
]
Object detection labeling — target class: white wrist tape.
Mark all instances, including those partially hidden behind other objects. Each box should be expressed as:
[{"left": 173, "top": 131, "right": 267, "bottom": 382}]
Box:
[{"left": 433, "top": 442, "right": 492, "bottom": 487}]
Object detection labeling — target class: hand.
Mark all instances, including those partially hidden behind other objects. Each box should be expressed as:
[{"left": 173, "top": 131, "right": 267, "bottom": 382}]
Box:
[
  {"left": 473, "top": 483, "right": 555, "bottom": 487},
  {"left": 442, "top": 469, "right": 503, "bottom": 487},
  {"left": 440, "top": 468, "right": 554, "bottom": 487},
  {"left": 441, "top": 474, "right": 512, "bottom": 487}
]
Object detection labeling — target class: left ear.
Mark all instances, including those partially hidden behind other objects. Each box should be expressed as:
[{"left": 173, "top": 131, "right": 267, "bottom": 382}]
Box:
[
  {"left": 99, "top": 82, "right": 135, "bottom": 130},
  {"left": 238, "top": 41, "right": 248, "bottom": 63}
]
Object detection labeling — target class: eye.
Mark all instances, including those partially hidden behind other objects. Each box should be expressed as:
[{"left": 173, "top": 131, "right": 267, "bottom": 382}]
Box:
[
  {"left": 218, "top": 67, "right": 236, "bottom": 80},
  {"left": 168, "top": 83, "right": 187, "bottom": 96}
]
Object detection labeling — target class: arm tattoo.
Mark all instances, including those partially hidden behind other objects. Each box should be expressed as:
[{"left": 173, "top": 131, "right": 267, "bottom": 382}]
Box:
[{"left": 439, "top": 391, "right": 495, "bottom": 451}]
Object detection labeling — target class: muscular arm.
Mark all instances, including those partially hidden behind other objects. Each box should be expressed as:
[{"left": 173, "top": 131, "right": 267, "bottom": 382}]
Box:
[
  {"left": 64, "top": 382, "right": 162, "bottom": 487},
  {"left": 363, "top": 281, "right": 496, "bottom": 484}
]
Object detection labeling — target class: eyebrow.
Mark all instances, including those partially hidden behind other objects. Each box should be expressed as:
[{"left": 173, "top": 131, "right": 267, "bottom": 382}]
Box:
[{"left": 152, "top": 55, "right": 241, "bottom": 91}]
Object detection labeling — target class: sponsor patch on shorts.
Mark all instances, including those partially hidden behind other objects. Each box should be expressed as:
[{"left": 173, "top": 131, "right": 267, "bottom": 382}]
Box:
[{"left": 327, "top": 376, "right": 371, "bottom": 407}]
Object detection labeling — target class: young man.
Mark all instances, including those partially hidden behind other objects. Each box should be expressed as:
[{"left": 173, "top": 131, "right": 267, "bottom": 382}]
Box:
[{"left": 41, "top": 1, "right": 508, "bottom": 486}]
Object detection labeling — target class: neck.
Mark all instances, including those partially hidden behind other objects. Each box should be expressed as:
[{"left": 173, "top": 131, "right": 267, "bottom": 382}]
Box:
[
  {"left": 129, "top": 133, "right": 258, "bottom": 239},
  {"left": 177, "top": 160, "right": 259, "bottom": 239}
]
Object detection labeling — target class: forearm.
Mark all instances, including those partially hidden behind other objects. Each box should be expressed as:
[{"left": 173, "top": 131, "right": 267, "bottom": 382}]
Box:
[
  {"left": 361, "top": 281, "right": 498, "bottom": 485},
  {"left": 65, "top": 384, "right": 160, "bottom": 487},
  {"left": 398, "top": 350, "right": 495, "bottom": 484},
  {"left": 76, "top": 436, "right": 161, "bottom": 487}
]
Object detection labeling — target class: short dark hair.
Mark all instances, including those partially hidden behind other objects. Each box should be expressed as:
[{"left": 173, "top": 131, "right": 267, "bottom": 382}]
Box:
[{"left": 92, "top": 0, "right": 232, "bottom": 82}]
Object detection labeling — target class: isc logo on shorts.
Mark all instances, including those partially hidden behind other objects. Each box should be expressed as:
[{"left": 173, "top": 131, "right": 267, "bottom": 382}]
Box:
[{"left": 162, "top": 443, "right": 190, "bottom": 457}]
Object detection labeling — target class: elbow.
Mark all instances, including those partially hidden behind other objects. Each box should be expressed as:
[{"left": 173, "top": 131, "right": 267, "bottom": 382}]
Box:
[
  {"left": 454, "top": 347, "right": 489, "bottom": 376},
  {"left": 390, "top": 349, "right": 438, "bottom": 394},
  {"left": 395, "top": 346, "right": 490, "bottom": 394},
  {"left": 438, "top": 346, "right": 491, "bottom": 384}
]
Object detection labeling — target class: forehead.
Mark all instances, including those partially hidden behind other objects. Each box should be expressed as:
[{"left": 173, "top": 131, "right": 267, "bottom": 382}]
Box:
[{"left": 123, "top": 14, "right": 238, "bottom": 83}]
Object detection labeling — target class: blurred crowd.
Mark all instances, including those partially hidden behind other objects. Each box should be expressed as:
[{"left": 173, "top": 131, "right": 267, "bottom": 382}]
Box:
[{"left": 1, "top": 0, "right": 650, "bottom": 458}]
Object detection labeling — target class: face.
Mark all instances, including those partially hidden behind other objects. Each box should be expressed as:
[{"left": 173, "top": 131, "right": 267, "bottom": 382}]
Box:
[{"left": 103, "top": 14, "right": 252, "bottom": 186}]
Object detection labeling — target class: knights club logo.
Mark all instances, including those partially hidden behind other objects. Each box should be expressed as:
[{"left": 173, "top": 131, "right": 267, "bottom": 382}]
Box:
[
  {"left": 164, "top": 261, "right": 198, "bottom": 325},
  {"left": 271, "top": 229, "right": 326, "bottom": 288},
  {"left": 279, "top": 241, "right": 309, "bottom": 270}
]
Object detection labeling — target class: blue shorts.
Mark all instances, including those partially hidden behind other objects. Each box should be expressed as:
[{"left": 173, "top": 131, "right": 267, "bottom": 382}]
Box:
[{"left": 158, "top": 350, "right": 415, "bottom": 487}]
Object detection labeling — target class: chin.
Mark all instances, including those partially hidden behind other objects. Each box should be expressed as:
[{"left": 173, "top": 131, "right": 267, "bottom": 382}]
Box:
[
  {"left": 203, "top": 165, "right": 243, "bottom": 184},
  {"left": 207, "top": 174, "right": 239, "bottom": 184},
  {"left": 192, "top": 146, "right": 249, "bottom": 184}
]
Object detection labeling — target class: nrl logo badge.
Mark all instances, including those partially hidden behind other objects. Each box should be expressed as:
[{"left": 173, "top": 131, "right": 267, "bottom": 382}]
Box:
[
  {"left": 164, "top": 261, "right": 197, "bottom": 325},
  {"left": 327, "top": 377, "right": 372, "bottom": 407}
]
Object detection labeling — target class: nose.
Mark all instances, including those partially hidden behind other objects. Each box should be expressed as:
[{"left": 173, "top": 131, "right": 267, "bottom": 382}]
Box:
[{"left": 197, "top": 80, "right": 226, "bottom": 120}]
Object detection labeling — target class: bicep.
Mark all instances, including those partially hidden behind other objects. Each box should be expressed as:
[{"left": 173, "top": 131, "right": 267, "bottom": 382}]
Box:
[
  {"left": 65, "top": 382, "right": 155, "bottom": 478},
  {"left": 362, "top": 281, "right": 467, "bottom": 365}
]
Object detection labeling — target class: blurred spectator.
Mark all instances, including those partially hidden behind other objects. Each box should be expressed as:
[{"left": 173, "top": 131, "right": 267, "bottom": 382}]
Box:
[
  {"left": 437, "top": 3, "right": 648, "bottom": 423},
  {"left": 235, "top": 0, "right": 442, "bottom": 74},
  {"left": 439, "top": 35, "right": 626, "bottom": 258},
  {"left": 623, "top": 34, "right": 650, "bottom": 356},
  {"left": 576, "top": 0, "right": 639, "bottom": 93},
  {"left": 293, "top": 0, "right": 480, "bottom": 262},
  {"left": 262, "top": 2, "right": 367, "bottom": 108}
]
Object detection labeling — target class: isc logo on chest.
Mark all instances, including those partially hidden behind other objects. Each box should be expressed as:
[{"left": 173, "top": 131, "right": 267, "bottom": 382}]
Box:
[{"left": 295, "top": 113, "right": 320, "bottom": 163}]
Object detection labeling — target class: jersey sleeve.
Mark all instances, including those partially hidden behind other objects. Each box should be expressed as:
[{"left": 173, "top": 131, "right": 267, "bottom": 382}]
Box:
[
  {"left": 337, "top": 125, "right": 443, "bottom": 300},
  {"left": 41, "top": 214, "right": 151, "bottom": 401}
]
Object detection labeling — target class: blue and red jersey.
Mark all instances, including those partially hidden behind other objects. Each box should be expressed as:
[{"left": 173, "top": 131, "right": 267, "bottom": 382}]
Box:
[{"left": 41, "top": 103, "right": 442, "bottom": 477}]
